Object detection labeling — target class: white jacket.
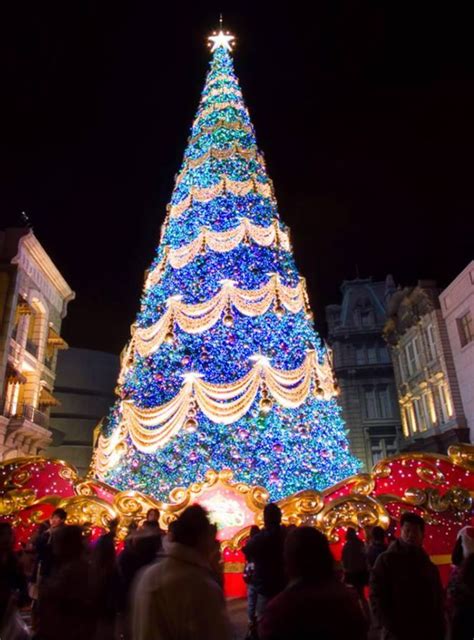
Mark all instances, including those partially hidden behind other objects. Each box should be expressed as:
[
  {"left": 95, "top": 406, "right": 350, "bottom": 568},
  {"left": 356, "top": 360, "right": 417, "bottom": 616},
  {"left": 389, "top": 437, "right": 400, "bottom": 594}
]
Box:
[{"left": 132, "top": 542, "right": 232, "bottom": 640}]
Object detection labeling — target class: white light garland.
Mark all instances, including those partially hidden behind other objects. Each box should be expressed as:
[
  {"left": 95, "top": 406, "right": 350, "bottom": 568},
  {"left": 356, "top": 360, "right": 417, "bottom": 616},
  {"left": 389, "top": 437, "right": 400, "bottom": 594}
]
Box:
[
  {"left": 170, "top": 176, "right": 274, "bottom": 218},
  {"left": 94, "top": 349, "right": 338, "bottom": 469},
  {"left": 145, "top": 219, "right": 290, "bottom": 288},
  {"left": 135, "top": 274, "right": 308, "bottom": 357},
  {"left": 177, "top": 145, "right": 263, "bottom": 180}
]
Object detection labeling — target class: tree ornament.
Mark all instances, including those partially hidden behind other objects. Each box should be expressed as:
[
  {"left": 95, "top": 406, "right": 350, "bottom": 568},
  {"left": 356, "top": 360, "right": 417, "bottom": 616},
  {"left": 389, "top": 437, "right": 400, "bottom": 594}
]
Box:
[
  {"left": 223, "top": 311, "right": 234, "bottom": 327},
  {"left": 274, "top": 302, "right": 285, "bottom": 318},
  {"left": 164, "top": 328, "right": 174, "bottom": 345},
  {"left": 184, "top": 417, "right": 198, "bottom": 433},
  {"left": 259, "top": 396, "right": 273, "bottom": 415}
]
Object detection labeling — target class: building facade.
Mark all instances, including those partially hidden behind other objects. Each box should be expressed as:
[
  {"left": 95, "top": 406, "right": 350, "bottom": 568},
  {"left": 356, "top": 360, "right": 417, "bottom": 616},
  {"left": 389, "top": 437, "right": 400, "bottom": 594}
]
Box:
[
  {"left": 384, "top": 280, "right": 469, "bottom": 451},
  {"left": 47, "top": 348, "right": 119, "bottom": 475},
  {"left": 0, "top": 228, "right": 74, "bottom": 460},
  {"left": 440, "top": 261, "right": 474, "bottom": 442},
  {"left": 326, "top": 277, "right": 402, "bottom": 471}
]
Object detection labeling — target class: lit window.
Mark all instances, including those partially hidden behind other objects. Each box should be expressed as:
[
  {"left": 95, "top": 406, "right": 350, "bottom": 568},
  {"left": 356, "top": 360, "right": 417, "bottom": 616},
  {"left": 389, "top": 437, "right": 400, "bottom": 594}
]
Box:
[
  {"left": 413, "top": 397, "right": 428, "bottom": 432},
  {"left": 457, "top": 311, "right": 473, "bottom": 348},
  {"left": 438, "top": 384, "right": 453, "bottom": 423}
]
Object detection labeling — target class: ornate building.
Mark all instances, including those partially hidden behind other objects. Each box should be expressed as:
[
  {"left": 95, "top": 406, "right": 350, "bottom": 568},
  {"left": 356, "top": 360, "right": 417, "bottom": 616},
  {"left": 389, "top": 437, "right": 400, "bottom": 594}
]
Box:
[
  {"left": 326, "top": 277, "right": 402, "bottom": 470},
  {"left": 384, "top": 280, "right": 469, "bottom": 451},
  {"left": 440, "top": 262, "right": 474, "bottom": 442},
  {"left": 0, "top": 228, "right": 74, "bottom": 460}
]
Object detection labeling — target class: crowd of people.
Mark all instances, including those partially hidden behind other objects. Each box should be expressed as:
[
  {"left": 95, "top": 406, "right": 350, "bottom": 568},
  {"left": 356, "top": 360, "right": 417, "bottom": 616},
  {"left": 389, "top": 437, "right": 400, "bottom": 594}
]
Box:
[{"left": 1, "top": 502, "right": 473, "bottom": 640}]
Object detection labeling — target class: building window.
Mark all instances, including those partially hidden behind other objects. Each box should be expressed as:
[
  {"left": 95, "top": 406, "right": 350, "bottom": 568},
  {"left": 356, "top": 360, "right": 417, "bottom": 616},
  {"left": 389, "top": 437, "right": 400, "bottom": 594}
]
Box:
[
  {"left": 438, "top": 384, "right": 453, "bottom": 423},
  {"left": 457, "top": 311, "right": 473, "bottom": 348},
  {"left": 364, "top": 388, "right": 378, "bottom": 419},
  {"left": 378, "top": 346, "right": 390, "bottom": 363},
  {"left": 367, "top": 346, "right": 377, "bottom": 364},
  {"left": 364, "top": 386, "right": 393, "bottom": 419},
  {"left": 426, "top": 324, "right": 437, "bottom": 361},
  {"left": 398, "top": 352, "right": 409, "bottom": 382},
  {"left": 378, "top": 386, "right": 393, "bottom": 418},
  {"left": 406, "top": 338, "right": 420, "bottom": 376},
  {"left": 421, "top": 394, "right": 433, "bottom": 429},
  {"left": 355, "top": 347, "right": 366, "bottom": 365},
  {"left": 360, "top": 308, "right": 374, "bottom": 328},
  {"left": 413, "top": 397, "right": 428, "bottom": 432}
]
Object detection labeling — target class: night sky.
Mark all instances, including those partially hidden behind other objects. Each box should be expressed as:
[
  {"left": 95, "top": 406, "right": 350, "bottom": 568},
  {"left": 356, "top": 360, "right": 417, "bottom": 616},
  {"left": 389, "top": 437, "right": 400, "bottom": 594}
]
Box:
[{"left": 1, "top": 3, "right": 473, "bottom": 354}]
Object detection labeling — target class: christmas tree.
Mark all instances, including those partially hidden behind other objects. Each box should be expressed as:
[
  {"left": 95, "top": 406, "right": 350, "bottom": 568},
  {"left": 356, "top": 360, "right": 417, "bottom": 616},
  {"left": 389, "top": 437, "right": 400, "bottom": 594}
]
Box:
[{"left": 92, "top": 29, "right": 360, "bottom": 501}]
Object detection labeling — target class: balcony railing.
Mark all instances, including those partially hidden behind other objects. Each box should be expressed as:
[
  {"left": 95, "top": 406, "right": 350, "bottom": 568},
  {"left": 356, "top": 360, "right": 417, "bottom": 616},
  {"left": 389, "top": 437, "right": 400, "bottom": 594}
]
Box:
[{"left": 5, "top": 404, "right": 49, "bottom": 429}]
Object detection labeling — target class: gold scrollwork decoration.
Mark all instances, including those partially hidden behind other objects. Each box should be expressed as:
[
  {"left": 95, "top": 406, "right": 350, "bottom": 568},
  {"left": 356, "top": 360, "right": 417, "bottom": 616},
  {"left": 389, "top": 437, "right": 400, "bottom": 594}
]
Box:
[
  {"left": 56, "top": 495, "right": 118, "bottom": 530},
  {"left": 0, "top": 489, "right": 37, "bottom": 517},
  {"left": 316, "top": 495, "right": 391, "bottom": 542},
  {"left": 414, "top": 463, "right": 445, "bottom": 487},
  {"left": 448, "top": 444, "right": 474, "bottom": 471},
  {"left": 277, "top": 490, "right": 324, "bottom": 527}
]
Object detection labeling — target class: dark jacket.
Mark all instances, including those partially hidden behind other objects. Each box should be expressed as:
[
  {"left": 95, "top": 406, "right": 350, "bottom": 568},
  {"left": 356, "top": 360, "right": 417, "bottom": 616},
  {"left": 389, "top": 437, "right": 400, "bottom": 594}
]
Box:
[
  {"left": 342, "top": 537, "right": 367, "bottom": 573},
  {"left": 36, "top": 525, "right": 65, "bottom": 579},
  {"left": 0, "top": 552, "right": 28, "bottom": 621},
  {"left": 243, "top": 526, "right": 287, "bottom": 597},
  {"left": 370, "top": 539, "right": 445, "bottom": 640},
  {"left": 259, "top": 578, "right": 369, "bottom": 640},
  {"left": 366, "top": 541, "right": 387, "bottom": 569},
  {"left": 451, "top": 581, "right": 474, "bottom": 640}
]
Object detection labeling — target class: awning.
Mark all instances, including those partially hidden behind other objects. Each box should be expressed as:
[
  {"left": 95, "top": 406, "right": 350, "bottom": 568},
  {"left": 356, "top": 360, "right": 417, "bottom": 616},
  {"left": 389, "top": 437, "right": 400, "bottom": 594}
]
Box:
[
  {"left": 6, "top": 362, "right": 27, "bottom": 384},
  {"left": 39, "top": 387, "right": 61, "bottom": 407},
  {"left": 47, "top": 327, "right": 68, "bottom": 350}
]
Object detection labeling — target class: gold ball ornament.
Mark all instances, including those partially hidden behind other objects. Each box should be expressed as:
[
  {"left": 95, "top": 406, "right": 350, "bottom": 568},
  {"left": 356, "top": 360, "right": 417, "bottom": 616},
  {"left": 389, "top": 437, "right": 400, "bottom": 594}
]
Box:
[
  {"left": 184, "top": 417, "right": 198, "bottom": 433},
  {"left": 164, "top": 330, "right": 174, "bottom": 345},
  {"left": 314, "top": 385, "right": 325, "bottom": 400},
  {"left": 274, "top": 303, "right": 285, "bottom": 318},
  {"left": 259, "top": 396, "right": 273, "bottom": 415},
  {"left": 223, "top": 312, "right": 234, "bottom": 328}
]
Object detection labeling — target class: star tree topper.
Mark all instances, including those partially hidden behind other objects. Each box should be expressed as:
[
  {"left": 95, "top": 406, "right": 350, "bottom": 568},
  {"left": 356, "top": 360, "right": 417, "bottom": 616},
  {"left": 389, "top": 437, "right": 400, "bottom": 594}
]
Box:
[{"left": 208, "top": 18, "right": 235, "bottom": 52}]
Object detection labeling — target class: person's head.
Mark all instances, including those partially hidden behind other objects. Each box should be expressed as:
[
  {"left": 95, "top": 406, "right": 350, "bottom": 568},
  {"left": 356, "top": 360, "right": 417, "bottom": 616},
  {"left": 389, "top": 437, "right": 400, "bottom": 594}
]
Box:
[
  {"left": 172, "top": 505, "right": 212, "bottom": 556},
  {"left": 285, "top": 527, "right": 334, "bottom": 583},
  {"left": 263, "top": 503, "right": 282, "bottom": 529},
  {"left": 345, "top": 527, "right": 358, "bottom": 542},
  {"left": 146, "top": 508, "right": 159, "bottom": 523},
  {"left": 371, "top": 526, "right": 386, "bottom": 544},
  {"left": 53, "top": 525, "right": 84, "bottom": 562},
  {"left": 400, "top": 512, "right": 425, "bottom": 547},
  {"left": 249, "top": 525, "right": 260, "bottom": 538},
  {"left": 0, "top": 522, "right": 14, "bottom": 553},
  {"left": 50, "top": 508, "right": 67, "bottom": 528}
]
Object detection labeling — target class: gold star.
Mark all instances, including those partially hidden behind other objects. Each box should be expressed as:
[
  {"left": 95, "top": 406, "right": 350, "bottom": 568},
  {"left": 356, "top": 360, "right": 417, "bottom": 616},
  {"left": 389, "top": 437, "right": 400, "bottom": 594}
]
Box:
[{"left": 208, "top": 29, "right": 235, "bottom": 52}]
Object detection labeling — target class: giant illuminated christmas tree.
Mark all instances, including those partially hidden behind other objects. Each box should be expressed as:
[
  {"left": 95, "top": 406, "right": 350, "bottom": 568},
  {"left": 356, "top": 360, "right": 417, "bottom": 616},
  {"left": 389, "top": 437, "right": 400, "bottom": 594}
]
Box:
[{"left": 92, "top": 29, "right": 360, "bottom": 501}]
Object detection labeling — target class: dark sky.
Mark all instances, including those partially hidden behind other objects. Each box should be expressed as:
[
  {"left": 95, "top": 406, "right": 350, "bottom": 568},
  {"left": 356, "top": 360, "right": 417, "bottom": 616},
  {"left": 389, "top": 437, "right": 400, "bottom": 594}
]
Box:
[{"left": 1, "top": 2, "right": 473, "bottom": 354}]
